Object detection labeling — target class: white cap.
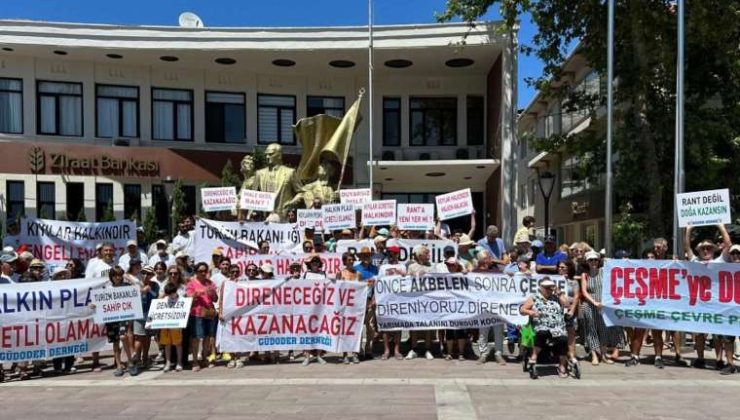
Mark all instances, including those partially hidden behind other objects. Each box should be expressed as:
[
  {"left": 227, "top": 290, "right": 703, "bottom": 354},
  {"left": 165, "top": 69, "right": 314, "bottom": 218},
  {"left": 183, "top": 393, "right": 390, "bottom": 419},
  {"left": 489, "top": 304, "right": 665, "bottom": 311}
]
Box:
[
  {"left": 730, "top": 244, "right": 740, "bottom": 254},
  {"left": 539, "top": 278, "right": 556, "bottom": 288},
  {"left": 260, "top": 263, "right": 274, "bottom": 273},
  {"left": 585, "top": 251, "right": 601, "bottom": 261},
  {"left": 126, "top": 240, "right": 137, "bottom": 247},
  {"left": 52, "top": 266, "right": 70, "bottom": 278}
]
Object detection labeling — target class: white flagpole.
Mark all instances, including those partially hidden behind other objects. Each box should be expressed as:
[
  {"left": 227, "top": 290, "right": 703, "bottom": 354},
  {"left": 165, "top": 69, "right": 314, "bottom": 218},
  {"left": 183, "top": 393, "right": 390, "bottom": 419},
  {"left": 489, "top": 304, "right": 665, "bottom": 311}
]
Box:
[
  {"left": 368, "top": 0, "right": 374, "bottom": 194},
  {"left": 673, "top": 0, "right": 685, "bottom": 257},
  {"left": 604, "top": 0, "right": 615, "bottom": 257}
]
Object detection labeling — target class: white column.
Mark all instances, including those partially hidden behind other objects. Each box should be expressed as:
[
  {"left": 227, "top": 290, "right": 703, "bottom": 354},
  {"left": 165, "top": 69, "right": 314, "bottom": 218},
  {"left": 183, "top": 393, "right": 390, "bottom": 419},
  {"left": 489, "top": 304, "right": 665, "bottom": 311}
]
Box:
[{"left": 499, "top": 28, "right": 519, "bottom": 246}]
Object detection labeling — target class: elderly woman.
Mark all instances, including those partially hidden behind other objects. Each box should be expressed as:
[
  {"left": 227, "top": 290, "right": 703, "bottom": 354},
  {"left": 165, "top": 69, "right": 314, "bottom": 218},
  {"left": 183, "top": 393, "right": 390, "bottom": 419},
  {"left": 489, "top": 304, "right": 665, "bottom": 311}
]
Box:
[
  {"left": 520, "top": 277, "right": 569, "bottom": 379},
  {"left": 580, "top": 251, "right": 623, "bottom": 365},
  {"left": 475, "top": 250, "right": 507, "bottom": 366},
  {"left": 558, "top": 260, "right": 580, "bottom": 372}
]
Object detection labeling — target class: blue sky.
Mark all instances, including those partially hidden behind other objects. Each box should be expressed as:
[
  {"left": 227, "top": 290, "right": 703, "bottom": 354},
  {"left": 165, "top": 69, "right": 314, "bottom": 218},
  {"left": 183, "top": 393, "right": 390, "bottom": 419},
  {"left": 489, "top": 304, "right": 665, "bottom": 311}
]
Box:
[{"left": 0, "top": 0, "right": 543, "bottom": 108}]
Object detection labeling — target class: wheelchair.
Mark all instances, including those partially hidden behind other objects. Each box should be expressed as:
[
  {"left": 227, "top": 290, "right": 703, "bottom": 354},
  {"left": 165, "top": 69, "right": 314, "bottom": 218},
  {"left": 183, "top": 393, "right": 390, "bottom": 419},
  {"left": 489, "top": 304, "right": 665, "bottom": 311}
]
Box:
[{"left": 520, "top": 329, "right": 580, "bottom": 380}]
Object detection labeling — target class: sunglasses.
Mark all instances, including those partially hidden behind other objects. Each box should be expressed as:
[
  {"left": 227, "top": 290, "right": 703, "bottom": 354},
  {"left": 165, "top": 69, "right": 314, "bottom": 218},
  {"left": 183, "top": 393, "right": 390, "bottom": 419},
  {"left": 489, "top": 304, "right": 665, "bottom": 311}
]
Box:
[{"left": 196, "top": 269, "right": 208, "bottom": 273}]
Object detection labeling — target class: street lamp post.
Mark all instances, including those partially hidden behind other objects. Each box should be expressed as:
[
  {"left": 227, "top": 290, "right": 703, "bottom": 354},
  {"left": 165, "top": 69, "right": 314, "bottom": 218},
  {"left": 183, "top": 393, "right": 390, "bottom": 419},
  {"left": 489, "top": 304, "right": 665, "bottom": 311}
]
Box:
[{"left": 537, "top": 170, "right": 556, "bottom": 239}]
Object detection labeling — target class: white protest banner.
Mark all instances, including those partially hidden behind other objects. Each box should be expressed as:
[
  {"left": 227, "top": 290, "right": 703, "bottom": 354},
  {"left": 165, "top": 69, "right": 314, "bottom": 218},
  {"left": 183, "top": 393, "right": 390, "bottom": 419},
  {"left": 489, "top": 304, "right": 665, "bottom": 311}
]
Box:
[
  {"left": 340, "top": 188, "right": 372, "bottom": 208},
  {"left": 18, "top": 218, "right": 135, "bottom": 266},
  {"left": 217, "top": 279, "right": 368, "bottom": 353},
  {"left": 239, "top": 189, "right": 276, "bottom": 212},
  {"left": 337, "top": 238, "right": 457, "bottom": 264},
  {"left": 602, "top": 259, "right": 740, "bottom": 336},
  {"left": 0, "top": 278, "right": 109, "bottom": 363},
  {"left": 297, "top": 209, "right": 324, "bottom": 232},
  {"left": 91, "top": 285, "right": 143, "bottom": 324},
  {"left": 361, "top": 200, "right": 397, "bottom": 226},
  {"left": 374, "top": 273, "right": 568, "bottom": 331},
  {"left": 193, "top": 218, "right": 302, "bottom": 265},
  {"left": 676, "top": 188, "right": 731, "bottom": 228},
  {"left": 397, "top": 204, "right": 435, "bottom": 231},
  {"left": 435, "top": 188, "right": 473, "bottom": 221},
  {"left": 201, "top": 187, "right": 237, "bottom": 213},
  {"left": 322, "top": 203, "right": 356, "bottom": 231},
  {"left": 230, "top": 253, "right": 344, "bottom": 277},
  {"left": 145, "top": 297, "right": 193, "bottom": 329}
]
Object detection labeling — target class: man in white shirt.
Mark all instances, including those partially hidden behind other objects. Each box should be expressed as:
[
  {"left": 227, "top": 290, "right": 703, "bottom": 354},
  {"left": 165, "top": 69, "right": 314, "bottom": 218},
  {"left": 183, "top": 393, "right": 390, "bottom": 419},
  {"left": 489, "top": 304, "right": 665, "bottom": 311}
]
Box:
[
  {"left": 118, "top": 240, "right": 148, "bottom": 272},
  {"left": 85, "top": 242, "right": 116, "bottom": 279},
  {"left": 84, "top": 243, "right": 105, "bottom": 279},
  {"left": 171, "top": 218, "right": 194, "bottom": 256},
  {"left": 0, "top": 251, "right": 18, "bottom": 283},
  {"left": 148, "top": 240, "right": 176, "bottom": 268}
]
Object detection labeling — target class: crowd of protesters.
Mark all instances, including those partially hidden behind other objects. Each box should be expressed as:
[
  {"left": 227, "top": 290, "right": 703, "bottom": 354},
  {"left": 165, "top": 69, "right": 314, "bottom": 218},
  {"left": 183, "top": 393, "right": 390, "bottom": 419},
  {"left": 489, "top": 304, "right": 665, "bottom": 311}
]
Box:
[{"left": 1, "top": 211, "right": 739, "bottom": 382}]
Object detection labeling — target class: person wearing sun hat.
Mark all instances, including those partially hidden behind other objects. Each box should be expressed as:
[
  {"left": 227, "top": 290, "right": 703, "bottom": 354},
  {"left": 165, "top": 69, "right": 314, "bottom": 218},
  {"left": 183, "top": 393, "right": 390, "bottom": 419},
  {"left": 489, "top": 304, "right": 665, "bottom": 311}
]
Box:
[
  {"left": 456, "top": 234, "right": 477, "bottom": 271},
  {"left": 119, "top": 239, "right": 148, "bottom": 272}
]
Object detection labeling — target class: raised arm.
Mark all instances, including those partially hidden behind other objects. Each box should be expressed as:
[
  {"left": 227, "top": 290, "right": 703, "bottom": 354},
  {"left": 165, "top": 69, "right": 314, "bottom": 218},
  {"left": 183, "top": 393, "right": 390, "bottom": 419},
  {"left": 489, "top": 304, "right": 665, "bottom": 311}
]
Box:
[
  {"left": 684, "top": 226, "right": 694, "bottom": 260},
  {"left": 467, "top": 210, "right": 477, "bottom": 238},
  {"left": 718, "top": 224, "right": 732, "bottom": 260}
]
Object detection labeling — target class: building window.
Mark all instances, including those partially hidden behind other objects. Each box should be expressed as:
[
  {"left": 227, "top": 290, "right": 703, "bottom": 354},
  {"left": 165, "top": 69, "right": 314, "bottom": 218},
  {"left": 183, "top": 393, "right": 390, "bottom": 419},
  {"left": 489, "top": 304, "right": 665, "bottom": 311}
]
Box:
[
  {"left": 205, "top": 91, "right": 245, "bottom": 143},
  {"left": 37, "top": 182, "right": 55, "bottom": 219},
  {"left": 258, "top": 94, "right": 295, "bottom": 145},
  {"left": 37, "top": 81, "right": 83, "bottom": 136},
  {"left": 409, "top": 97, "right": 457, "bottom": 146},
  {"left": 66, "top": 182, "right": 85, "bottom": 221},
  {"left": 151, "top": 185, "right": 169, "bottom": 232},
  {"left": 96, "top": 84, "right": 139, "bottom": 138},
  {"left": 466, "top": 96, "right": 484, "bottom": 146},
  {"left": 382, "top": 97, "right": 401, "bottom": 147},
  {"left": 95, "top": 183, "right": 114, "bottom": 221},
  {"left": 152, "top": 88, "right": 193, "bottom": 141},
  {"left": 307, "top": 96, "right": 345, "bottom": 118},
  {"left": 182, "top": 185, "right": 196, "bottom": 217},
  {"left": 123, "top": 184, "right": 141, "bottom": 221},
  {"left": 560, "top": 154, "right": 601, "bottom": 199},
  {"left": 0, "top": 78, "right": 23, "bottom": 134},
  {"left": 6, "top": 180, "right": 25, "bottom": 224}
]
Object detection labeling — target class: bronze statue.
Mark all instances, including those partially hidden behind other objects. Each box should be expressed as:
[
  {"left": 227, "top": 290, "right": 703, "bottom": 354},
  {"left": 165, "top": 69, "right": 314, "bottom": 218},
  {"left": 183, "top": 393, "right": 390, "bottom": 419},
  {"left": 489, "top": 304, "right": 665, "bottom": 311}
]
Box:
[
  {"left": 285, "top": 159, "right": 339, "bottom": 210},
  {"left": 253, "top": 143, "right": 302, "bottom": 220}
]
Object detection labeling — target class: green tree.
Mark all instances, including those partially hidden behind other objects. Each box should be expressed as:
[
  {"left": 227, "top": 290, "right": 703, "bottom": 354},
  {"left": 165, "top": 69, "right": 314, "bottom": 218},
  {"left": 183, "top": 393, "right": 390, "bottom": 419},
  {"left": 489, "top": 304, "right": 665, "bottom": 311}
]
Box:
[
  {"left": 220, "top": 159, "right": 241, "bottom": 189},
  {"left": 171, "top": 179, "right": 187, "bottom": 232},
  {"left": 142, "top": 205, "right": 159, "bottom": 244},
  {"left": 612, "top": 202, "right": 646, "bottom": 256},
  {"left": 440, "top": 0, "right": 740, "bottom": 239},
  {"left": 101, "top": 200, "right": 115, "bottom": 222}
]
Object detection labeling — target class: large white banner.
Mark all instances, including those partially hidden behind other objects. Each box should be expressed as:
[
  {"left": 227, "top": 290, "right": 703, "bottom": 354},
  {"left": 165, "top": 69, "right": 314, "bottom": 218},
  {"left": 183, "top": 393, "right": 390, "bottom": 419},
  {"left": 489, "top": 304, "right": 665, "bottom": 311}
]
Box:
[
  {"left": 374, "top": 273, "right": 569, "bottom": 331},
  {"left": 676, "top": 188, "right": 731, "bottom": 227},
  {"left": 217, "top": 279, "right": 368, "bottom": 353},
  {"left": 0, "top": 278, "right": 109, "bottom": 363},
  {"left": 602, "top": 259, "right": 740, "bottom": 335},
  {"left": 336, "top": 238, "right": 457, "bottom": 264},
  {"left": 18, "top": 218, "right": 135, "bottom": 266},
  {"left": 229, "top": 253, "right": 344, "bottom": 277},
  {"left": 193, "top": 218, "right": 302, "bottom": 263}
]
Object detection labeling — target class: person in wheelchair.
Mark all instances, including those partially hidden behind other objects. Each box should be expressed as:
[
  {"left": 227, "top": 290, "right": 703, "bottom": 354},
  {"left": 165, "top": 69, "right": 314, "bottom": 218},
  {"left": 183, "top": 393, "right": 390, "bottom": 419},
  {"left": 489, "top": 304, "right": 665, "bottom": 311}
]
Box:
[{"left": 520, "top": 277, "right": 570, "bottom": 379}]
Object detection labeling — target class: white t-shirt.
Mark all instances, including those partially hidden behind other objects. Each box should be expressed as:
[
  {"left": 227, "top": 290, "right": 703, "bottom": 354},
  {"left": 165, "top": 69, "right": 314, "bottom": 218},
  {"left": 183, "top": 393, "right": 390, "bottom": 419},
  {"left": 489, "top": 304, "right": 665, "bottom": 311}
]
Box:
[
  {"left": 211, "top": 272, "right": 229, "bottom": 290},
  {"left": 148, "top": 253, "right": 176, "bottom": 268},
  {"left": 304, "top": 272, "right": 327, "bottom": 280},
  {"left": 379, "top": 263, "right": 407, "bottom": 276},
  {"left": 85, "top": 258, "right": 115, "bottom": 279},
  {"left": 118, "top": 250, "right": 148, "bottom": 272},
  {"left": 171, "top": 232, "right": 194, "bottom": 256}
]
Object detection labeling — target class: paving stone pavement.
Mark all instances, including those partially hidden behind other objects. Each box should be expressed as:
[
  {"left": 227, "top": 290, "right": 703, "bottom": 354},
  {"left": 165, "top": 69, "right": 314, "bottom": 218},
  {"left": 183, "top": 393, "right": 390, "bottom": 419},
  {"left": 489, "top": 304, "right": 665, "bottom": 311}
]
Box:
[{"left": 2, "top": 348, "right": 739, "bottom": 420}]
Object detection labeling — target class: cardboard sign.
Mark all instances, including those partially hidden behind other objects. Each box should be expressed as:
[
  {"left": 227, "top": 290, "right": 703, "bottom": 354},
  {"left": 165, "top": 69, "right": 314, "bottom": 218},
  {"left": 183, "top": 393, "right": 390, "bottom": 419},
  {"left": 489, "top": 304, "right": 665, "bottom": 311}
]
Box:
[
  {"left": 676, "top": 188, "right": 731, "bottom": 227},
  {"left": 322, "top": 203, "right": 356, "bottom": 231},
  {"left": 145, "top": 297, "right": 193, "bottom": 329},
  {"left": 91, "top": 285, "right": 143, "bottom": 324},
  {"left": 340, "top": 188, "right": 372, "bottom": 208},
  {"left": 397, "top": 204, "right": 435, "bottom": 231},
  {"left": 297, "top": 209, "right": 324, "bottom": 232},
  {"left": 239, "top": 189, "right": 276, "bottom": 212},
  {"left": 201, "top": 187, "right": 237, "bottom": 213},
  {"left": 435, "top": 188, "right": 473, "bottom": 221},
  {"left": 361, "top": 200, "right": 397, "bottom": 226}
]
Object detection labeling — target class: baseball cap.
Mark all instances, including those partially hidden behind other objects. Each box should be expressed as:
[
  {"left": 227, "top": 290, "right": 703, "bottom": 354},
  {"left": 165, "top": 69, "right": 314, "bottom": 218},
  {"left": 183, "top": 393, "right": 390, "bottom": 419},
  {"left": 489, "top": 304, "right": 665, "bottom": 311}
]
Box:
[
  {"left": 95, "top": 243, "right": 104, "bottom": 250},
  {"left": 585, "top": 251, "right": 601, "bottom": 261},
  {"left": 141, "top": 265, "right": 155, "bottom": 275},
  {"left": 374, "top": 235, "right": 387, "bottom": 243},
  {"left": 377, "top": 228, "right": 390, "bottom": 237},
  {"left": 0, "top": 251, "right": 18, "bottom": 264},
  {"left": 29, "top": 258, "right": 45, "bottom": 268},
  {"left": 531, "top": 240, "right": 544, "bottom": 248},
  {"left": 260, "top": 263, "right": 274, "bottom": 274},
  {"left": 126, "top": 240, "right": 137, "bottom": 248},
  {"left": 212, "top": 248, "right": 223, "bottom": 256},
  {"left": 156, "top": 239, "right": 167, "bottom": 247},
  {"left": 387, "top": 245, "right": 401, "bottom": 254},
  {"left": 544, "top": 235, "right": 556, "bottom": 243},
  {"left": 730, "top": 244, "right": 740, "bottom": 254},
  {"left": 539, "top": 278, "right": 556, "bottom": 288}
]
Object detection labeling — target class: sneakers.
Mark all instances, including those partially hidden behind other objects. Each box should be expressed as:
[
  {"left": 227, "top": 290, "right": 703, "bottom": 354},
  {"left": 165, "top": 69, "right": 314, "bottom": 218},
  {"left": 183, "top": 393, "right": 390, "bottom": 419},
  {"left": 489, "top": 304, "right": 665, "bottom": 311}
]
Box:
[
  {"left": 175, "top": 364, "right": 183, "bottom": 372},
  {"left": 351, "top": 354, "right": 360, "bottom": 364},
  {"left": 343, "top": 356, "right": 351, "bottom": 365},
  {"left": 316, "top": 356, "right": 327, "bottom": 365},
  {"left": 222, "top": 353, "right": 232, "bottom": 362},
  {"left": 716, "top": 360, "right": 726, "bottom": 370},
  {"left": 476, "top": 355, "right": 487, "bottom": 365},
  {"left": 163, "top": 363, "right": 172, "bottom": 373},
  {"left": 154, "top": 353, "right": 165, "bottom": 364},
  {"left": 692, "top": 358, "right": 706, "bottom": 369},
  {"left": 113, "top": 368, "right": 125, "bottom": 377},
  {"left": 206, "top": 353, "right": 217, "bottom": 364},
  {"left": 425, "top": 351, "right": 434, "bottom": 360},
  {"left": 128, "top": 363, "right": 140, "bottom": 377},
  {"left": 302, "top": 357, "right": 312, "bottom": 367},
  {"left": 405, "top": 350, "right": 418, "bottom": 360},
  {"left": 654, "top": 357, "right": 665, "bottom": 369},
  {"left": 227, "top": 360, "right": 236, "bottom": 368},
  {"left": 235, "top": 360, "right": 244, "bottom": 369},
  {"left": 528, "top": 361, "right": 539, "bottom": 379},
  {"left": 494, "top": 352, "right": 507, "bottom": 365},
  {"left": 719, "top": 364, "right": 737, "bottom": 375},
  {"left": 626, "top": 356, "right": 640, "bottom": 367}
]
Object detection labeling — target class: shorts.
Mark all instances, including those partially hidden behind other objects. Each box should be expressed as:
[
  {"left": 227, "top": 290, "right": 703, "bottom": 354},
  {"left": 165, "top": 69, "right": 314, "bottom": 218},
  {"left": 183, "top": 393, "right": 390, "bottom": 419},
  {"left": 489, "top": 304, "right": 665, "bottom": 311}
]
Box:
[
  {"left": 445, "top": 329, "right": 467, "bottom": 340},
  {"left": 160, "top": 329, "right": 183, "bottom": 346},
  {"left": 132, "top": 319, "right": 155, "bottom": 337},
  {"left": 106, "top": 322, "right": 127, "bottom": 343},
  {"left": 190, "top": 316, "right": 217, "bottom": 339}
]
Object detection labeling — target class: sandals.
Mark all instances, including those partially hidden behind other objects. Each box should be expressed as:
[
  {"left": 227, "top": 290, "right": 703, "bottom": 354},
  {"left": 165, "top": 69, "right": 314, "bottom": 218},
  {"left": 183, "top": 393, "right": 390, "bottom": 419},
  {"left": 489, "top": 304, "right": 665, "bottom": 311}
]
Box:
[
  {"left": 381, "top": 353, "right": 390, "bottom": 361},
  {"left": 394, "top": 353, "right": 404, "bottom": 361},
  {"left": 444, "top": 355, "right": 453, "bottom": 361},
  {"left": 558, "top": 367, "right": 569, "bottom": 378}
]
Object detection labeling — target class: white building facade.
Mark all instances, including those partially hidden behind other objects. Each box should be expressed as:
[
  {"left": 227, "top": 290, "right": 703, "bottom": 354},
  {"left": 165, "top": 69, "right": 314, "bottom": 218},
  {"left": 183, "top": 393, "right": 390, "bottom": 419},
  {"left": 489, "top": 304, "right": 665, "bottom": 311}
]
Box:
[{"left": 0, "top": 20, "right": 516, "bottom": 237}]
